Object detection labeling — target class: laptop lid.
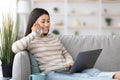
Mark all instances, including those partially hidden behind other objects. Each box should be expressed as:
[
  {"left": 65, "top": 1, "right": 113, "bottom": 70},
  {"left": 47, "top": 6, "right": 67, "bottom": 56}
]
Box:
[{"left": 69, "top": 49, "right": 102, "bottom": 73}]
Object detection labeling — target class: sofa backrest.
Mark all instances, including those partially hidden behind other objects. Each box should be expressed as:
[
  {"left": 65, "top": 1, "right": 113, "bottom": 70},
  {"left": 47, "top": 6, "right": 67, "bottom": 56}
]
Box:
[{"left": 59, "top": 35, "right": 120, "bottom": 72}]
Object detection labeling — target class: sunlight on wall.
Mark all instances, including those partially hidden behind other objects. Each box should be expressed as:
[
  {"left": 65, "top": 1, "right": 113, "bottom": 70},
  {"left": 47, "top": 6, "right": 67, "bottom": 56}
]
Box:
[{"left": 0, "top": 0, "right": 16, "bottom": 28}]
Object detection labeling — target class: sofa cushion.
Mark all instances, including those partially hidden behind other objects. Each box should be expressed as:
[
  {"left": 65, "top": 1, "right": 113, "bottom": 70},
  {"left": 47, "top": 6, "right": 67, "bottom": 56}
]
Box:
[{"left": 29, "top": 52, "right": 40, "bottom": 74}]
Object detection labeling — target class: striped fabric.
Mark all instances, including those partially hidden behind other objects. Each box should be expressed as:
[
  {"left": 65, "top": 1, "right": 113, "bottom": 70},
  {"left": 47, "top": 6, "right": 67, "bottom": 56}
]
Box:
[{"left": 12, "top": 32, "right": 73, "bottom": 72}]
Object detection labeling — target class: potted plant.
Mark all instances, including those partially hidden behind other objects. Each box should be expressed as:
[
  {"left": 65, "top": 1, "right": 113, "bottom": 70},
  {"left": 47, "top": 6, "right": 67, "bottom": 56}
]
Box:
[
  {"left": 105, "top": 17, "right": 112, "bottom": 26},
  {"left": 52, "top": 29, "right": 60, "bottom": 35},
  {"left": 53, "top": 7, "right": 59, "bottom": 13},
  {"left": 74, "top": 31, "right": 79, "bottom": 36},
  {"left": 0, "top": 14, "right": 19, "bottom": 78}
]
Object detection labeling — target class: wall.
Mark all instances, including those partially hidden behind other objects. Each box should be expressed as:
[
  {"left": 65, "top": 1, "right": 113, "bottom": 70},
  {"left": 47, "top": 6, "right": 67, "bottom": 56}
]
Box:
[{"left": 31, "top": 0, "right": 120, "bottom": 35}]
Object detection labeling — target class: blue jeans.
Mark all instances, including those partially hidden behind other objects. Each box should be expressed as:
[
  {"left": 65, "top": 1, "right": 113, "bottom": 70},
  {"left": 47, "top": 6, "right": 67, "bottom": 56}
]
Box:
[{"left": 45, "top": 68, "right": 116, "bottom": 80}]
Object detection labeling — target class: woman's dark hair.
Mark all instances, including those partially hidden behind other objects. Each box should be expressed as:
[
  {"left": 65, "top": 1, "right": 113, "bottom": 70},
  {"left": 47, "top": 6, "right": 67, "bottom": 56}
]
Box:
[{"left": 25, "top": 8, "right": 50, "bottom": 36}]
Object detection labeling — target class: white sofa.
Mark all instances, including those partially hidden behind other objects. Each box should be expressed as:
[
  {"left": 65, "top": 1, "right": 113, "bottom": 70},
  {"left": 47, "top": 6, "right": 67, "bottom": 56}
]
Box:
[{"left": 12, "top": 35, "right": 120, "bottom": 80}]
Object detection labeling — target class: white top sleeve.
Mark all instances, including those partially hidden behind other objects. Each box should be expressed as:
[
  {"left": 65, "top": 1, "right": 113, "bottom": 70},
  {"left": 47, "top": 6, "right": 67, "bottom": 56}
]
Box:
[{"left": 12, "top": 32, "right": 37, "bottom": 53}]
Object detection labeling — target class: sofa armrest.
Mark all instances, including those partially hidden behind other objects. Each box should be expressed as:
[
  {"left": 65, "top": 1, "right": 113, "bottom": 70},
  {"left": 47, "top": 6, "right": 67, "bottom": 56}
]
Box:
[{"left": 12, "top": 51, "right": 31, "bottom": 80}]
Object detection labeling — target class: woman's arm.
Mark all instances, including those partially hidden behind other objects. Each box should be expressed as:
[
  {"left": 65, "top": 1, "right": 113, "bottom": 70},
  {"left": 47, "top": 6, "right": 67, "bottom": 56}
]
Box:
[
  {"left": 61, "top": 44, "right": 74, "bottom": 67},
  {"left": 12, "top": 32, "right": 36, "bottom": 53}
]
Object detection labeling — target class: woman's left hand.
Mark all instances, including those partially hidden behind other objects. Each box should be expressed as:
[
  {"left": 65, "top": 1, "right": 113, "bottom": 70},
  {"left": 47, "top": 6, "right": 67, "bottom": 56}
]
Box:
[{"left": 67, "top": 61, "right": 74, "bottom": 68}]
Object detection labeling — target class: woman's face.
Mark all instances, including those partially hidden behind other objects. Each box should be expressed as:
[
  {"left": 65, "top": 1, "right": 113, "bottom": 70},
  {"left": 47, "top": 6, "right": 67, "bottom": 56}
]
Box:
[{"left": 36, "top": 14, "right": 50, "bottom": 35}]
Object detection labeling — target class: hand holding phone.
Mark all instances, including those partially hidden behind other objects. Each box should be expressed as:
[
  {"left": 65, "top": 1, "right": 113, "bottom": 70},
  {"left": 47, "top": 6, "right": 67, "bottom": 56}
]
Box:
[{"left": 32, "top": 23, "right": 42, "bottom": 36}]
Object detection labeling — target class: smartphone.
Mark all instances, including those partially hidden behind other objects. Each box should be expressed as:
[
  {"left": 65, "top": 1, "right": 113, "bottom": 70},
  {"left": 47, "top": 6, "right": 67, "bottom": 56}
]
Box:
[{"left": 36, "top": 29, "right": 42, "bottom": 36}]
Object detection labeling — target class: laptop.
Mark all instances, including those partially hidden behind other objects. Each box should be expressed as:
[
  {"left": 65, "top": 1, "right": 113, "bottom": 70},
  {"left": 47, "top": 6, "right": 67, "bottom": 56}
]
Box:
[{"left": 56, "top": 49, "right": 102, "bottom": 74}]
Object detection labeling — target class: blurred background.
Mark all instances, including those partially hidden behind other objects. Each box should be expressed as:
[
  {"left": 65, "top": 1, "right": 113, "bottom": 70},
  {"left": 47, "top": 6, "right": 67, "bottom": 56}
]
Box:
[{"left": 0, "top": 0, "right": 120, "bottom": 36}]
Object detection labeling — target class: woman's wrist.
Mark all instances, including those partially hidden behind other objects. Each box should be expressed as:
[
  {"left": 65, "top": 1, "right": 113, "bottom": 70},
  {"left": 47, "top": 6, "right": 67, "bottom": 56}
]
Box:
[
  {"left": 31, "top": 32, "right": 37, "bottom": 36},
  {"left": 67, "top": 61, "right": 74, "bottom": 65}
]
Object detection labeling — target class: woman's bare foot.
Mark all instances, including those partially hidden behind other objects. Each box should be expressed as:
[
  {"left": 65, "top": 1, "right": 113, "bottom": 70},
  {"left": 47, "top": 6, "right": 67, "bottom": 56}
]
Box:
[{"left": 113, "top": 72, "right": 120, "bottom": 80}]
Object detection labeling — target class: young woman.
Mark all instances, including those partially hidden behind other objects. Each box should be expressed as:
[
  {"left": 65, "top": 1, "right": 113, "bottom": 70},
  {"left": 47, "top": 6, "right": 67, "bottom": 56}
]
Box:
[{"left": 12, "top": 8, "right": 120, "bottom": 80}]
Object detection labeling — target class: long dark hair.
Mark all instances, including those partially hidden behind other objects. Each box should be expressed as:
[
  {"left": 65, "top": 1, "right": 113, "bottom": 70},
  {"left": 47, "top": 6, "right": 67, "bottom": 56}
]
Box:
[{"left": 25, "top": 8, "right": 50, "bottom": 36}]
